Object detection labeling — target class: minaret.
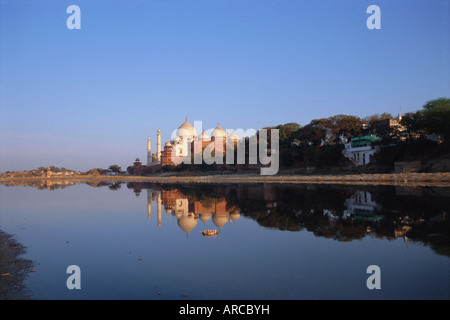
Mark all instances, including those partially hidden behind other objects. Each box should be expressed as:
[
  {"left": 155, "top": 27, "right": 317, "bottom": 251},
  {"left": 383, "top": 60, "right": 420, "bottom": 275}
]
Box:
[
  {"left": 147, "top": 137, "right": 151, "bottom": 165},
  {"left": 157, "top": 129, "right": 161, "bottom": 161}
]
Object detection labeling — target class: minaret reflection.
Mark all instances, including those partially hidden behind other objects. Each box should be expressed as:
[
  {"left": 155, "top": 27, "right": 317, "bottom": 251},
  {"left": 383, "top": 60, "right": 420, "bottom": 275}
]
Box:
[
  {"left": 144, "top": 186, "right": 240, "bottom": 237},
  {"left": 157, "top": 192, "right": 162, "bottom": 227},
  {"left": 145, "top": 188, "right": 163, "bottom": 227},
  {"left": 147, "top": 189, "right": 151, "bottom": 219}
]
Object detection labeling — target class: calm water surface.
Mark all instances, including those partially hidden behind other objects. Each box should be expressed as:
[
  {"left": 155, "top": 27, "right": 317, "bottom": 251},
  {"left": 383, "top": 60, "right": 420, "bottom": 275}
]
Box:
[{"left": 0, "top": 181, "right": 449, "bottom": 299}]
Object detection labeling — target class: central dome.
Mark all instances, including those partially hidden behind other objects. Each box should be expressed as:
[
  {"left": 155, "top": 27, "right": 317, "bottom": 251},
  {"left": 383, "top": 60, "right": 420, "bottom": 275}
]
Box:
[
  {"left": 177, "top": 118, "right": 197, "bottom": 139},
  {"left": 177, "top": 214, "right": 198, "bottom": 236}
]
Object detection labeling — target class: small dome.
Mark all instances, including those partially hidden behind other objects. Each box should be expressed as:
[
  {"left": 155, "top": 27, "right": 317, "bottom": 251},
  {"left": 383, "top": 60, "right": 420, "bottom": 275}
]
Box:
[
  {"left": 212, "top": 214, "right": 228, "bottom": 229},
  {"left": 177, "top": 118, "right": 197, "bottom": 138},
  {"left": 211, "top": 124, "right": 226, "bottom": 140},
  {"left": 165, "top": 141, "right": 173, "bottom": 147},
  {"left": 228, "top": 131, "right": 239, "bottom": 142},
  {"left": 199, "top": 130, "right": 210, "bottom": 141},
  {"left": 200, "top": 213, "right": 211, "bottom": 224},
  {"left": 229, "top": 210, "right": 241, "bottom": 222}
]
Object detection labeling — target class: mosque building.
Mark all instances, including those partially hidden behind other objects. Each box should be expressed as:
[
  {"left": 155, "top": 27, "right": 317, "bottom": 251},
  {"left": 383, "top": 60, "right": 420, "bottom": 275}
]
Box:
[{"left": 132, "top": 118, "right": 242, "bottom": 174}]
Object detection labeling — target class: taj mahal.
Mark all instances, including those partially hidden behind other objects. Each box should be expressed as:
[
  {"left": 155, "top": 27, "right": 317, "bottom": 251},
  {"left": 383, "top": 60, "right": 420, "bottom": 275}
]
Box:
[{"left": 132, "top": 118, "right": 244, "bottom": 174}]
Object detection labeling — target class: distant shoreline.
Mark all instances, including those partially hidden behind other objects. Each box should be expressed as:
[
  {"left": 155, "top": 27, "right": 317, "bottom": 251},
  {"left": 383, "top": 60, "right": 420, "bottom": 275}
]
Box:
[{"left": 1, "top": 172, "right": 450, "bottom": 187}]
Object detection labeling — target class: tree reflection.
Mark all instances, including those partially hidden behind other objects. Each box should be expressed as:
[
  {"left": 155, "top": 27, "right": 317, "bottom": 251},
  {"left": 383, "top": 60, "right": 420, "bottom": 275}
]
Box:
[
  {"left": 126, "top": 182, "right": 450, "bottom": 256},
  {"left": 1, "top": 179, "right": 448, "bottom": 256}
]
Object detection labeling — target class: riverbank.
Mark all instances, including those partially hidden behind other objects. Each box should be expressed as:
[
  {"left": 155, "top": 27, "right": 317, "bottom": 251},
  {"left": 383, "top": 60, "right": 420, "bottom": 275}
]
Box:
[
  {"left": 1, "top": 172, "right": 450, "bottom": 187},
  {"left": 0, "top": 230, "right": 33, "bottom": 300}
]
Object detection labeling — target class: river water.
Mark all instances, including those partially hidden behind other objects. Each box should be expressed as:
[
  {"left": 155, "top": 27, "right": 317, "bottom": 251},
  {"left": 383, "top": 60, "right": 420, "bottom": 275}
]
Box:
[{"left": 0, "top": 181, "right": 448, "bottom": 299}]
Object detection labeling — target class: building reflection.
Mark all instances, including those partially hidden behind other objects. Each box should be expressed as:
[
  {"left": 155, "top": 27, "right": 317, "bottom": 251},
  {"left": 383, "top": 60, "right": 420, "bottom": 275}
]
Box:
[
  {"left": 343, "top": 190, "right": 417, "bottom": 244},
  {"left": 344, "top": 190, "right": 383, "bottom": 222},
  {"left": 125, "top": 183, "right": 449, "bottom": 255},
  {"left": 0, "top": 179, "right": 447, "bottom": 252},
  {"left": 133, "top": 184, "right": 241, "bottom": 237}
]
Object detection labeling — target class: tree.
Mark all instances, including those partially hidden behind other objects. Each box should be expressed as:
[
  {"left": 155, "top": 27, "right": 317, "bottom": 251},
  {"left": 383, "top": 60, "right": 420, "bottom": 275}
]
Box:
[
  {"left": 109, "top": 182, "right": 122, "bottom": 190},
  {"left": 400, "top": 112, "right": 426, "bottom": 140},
  {"left": 294, "top": 118, "right": 332, "bottom": 148},
  {"left": 363, "top": 112, "right": 393, "bottom": 125},
  {"left": 262, "top": 123, "right": 302, "bottom": 151},
  {"left": 400, "top": 98, "right": 450, "bottom": 142},
  {"left": 108, "top": 164, "right": 122, "bottom": 174},
  {"left": 421, "top": 97, "right": 450, "bottom": 141},
  {"left": 328, "top": 114, "right": 363, "bottom": 143}
]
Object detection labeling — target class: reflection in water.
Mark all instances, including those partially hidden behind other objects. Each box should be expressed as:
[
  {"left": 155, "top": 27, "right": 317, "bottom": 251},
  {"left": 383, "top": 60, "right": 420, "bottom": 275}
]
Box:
[
  {"left": 136, "top": 185, "right": 241, "bottom": 237},
  {"left": 344, "top": 190, "right": 382, "bottom": 222},
  {"left": 1, "top": 179, "right": 448, "bottom": 256},
  {"left": 1, "top": 180, "right": 448, "bottom": 300},
  {"left": 124, "top": 182, "right": 450, "bottom": 256}
]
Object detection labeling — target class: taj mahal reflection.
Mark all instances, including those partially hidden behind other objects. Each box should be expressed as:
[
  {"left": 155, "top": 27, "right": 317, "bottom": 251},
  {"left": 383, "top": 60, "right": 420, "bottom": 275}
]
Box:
[
  {"left": 135, "top": 184, "right": 390, "bottom": 238},
  {"left": 143, "top": 186, "right": 241, "bottom": 237},
  {"left": 121, "top": 182, "right": 449, "bottom": 251}
]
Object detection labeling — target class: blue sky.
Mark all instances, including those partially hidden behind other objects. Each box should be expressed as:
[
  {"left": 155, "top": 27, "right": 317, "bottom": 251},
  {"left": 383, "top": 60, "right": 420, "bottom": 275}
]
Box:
[{"left": 0, "top": 0, "right": 449, "bottom": 172}]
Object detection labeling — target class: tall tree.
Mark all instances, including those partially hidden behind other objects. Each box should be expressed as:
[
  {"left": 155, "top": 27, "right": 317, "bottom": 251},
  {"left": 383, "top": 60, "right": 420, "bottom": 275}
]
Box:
[
  {"left": 421, "top": 97, "right": 450, "bottom": 141},
  {"left": 363, "top": 112, "right": 393, "bottom": 125},
  {"left": 328, "top": 114, "right": 363, "bottom": 143},
  {"left": 295, "top": 119, "right": 331, "bottom": 148},
  {"left": 274, "top": 122, "right": 301, "bottom": 149}
]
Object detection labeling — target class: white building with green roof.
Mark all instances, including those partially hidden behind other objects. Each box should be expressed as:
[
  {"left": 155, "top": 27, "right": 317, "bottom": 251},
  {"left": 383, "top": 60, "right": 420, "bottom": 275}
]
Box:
[{"left": 342, "top": 136, "right": 380, "bottom": 165}]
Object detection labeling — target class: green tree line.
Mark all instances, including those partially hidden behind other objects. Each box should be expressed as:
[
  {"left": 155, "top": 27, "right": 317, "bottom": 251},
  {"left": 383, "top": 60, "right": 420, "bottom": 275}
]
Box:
[{"left": 266, "top": 97, "right": 449, "bottom": 168}]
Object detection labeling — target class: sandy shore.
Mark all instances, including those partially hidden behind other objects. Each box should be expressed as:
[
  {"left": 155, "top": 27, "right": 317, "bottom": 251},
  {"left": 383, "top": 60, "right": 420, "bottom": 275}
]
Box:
[{"left": 1, "top": 172, "right": 450, "bottom": 187}]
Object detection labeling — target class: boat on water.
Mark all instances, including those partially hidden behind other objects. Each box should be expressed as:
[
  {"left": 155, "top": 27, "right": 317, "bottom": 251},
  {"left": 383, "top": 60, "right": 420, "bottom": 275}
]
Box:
[{"left": 202, "top": 229, "right": 219, "bottom": 236}]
